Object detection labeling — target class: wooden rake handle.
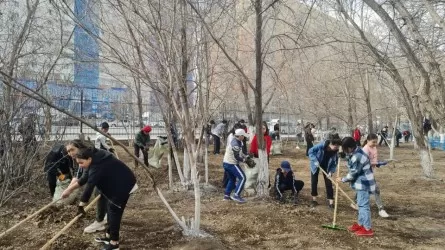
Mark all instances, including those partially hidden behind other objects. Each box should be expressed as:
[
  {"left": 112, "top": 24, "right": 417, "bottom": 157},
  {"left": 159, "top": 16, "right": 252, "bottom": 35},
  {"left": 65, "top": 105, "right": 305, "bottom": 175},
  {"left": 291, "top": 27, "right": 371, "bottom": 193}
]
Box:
[
  {"left": 317, "top": 165, "right": 356, "bottom": 206},
  {"left": 0, "top": 199, "right": 61, "bottom": 239},
  {"left": 39, "top": 195, "right": 101, "bottom": 250}
]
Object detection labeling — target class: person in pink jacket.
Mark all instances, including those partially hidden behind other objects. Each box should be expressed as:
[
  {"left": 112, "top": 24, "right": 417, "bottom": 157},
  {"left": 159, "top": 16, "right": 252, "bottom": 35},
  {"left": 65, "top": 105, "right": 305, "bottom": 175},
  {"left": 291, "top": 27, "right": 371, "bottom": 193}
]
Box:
[{"left": 361, "top": 133, "right": 389, "bottom": 218}]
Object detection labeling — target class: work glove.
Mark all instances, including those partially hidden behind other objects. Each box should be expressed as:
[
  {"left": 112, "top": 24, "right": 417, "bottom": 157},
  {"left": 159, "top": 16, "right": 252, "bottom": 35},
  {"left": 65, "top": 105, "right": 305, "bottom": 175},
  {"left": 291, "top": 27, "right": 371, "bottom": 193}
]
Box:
[
  {"left": 76, "top": 205, "right": 86, "bottom": 217},
  {"left": 327, "top": 172, "right": 333, "bottom": 178},
  {"left": 244, "top": 156, "right": 256, "bottom": 168},
  {"left": 109, "top": 148, "right": 115, "bottom": 154},
  {"left": 57, "top": 173, "right": 66, "bottom": 181},
  {"left": 376, "top": 161, "right": 388, "bottom": 168}
]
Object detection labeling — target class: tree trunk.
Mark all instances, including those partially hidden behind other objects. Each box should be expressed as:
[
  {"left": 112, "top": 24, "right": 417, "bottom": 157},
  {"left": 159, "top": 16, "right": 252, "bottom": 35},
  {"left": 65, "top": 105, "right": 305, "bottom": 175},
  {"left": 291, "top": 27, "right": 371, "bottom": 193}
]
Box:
[
  {"left": 389, "top": 114, "right": 398, "bottom": 160},
  {"left": 135, "top": 77, "right": 144, "bottom": 129},
  {"left": 253, "top": 0, "right": 268, "bottom": 197},
  {"left": 365, "top": 71, "right": 373, "bottom": 133},
  {"left": 363, "top": 0, "right": 445, "bottom": 127}
]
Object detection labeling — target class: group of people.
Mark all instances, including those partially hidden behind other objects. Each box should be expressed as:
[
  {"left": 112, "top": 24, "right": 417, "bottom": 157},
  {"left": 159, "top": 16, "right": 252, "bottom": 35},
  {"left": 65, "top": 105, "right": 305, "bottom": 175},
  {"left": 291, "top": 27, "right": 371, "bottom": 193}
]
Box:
[
  {"left": 217, "top": 118, "right": 391, "bottom": 238},
  {"left": 43, "top": 122, "right": 157, "bottom": 250},
  {"left": 40, "top": 117, "right": 393, "bottom": 248},
  {"left": 220, "top": 120, "right": 305, "bottom": 204}
]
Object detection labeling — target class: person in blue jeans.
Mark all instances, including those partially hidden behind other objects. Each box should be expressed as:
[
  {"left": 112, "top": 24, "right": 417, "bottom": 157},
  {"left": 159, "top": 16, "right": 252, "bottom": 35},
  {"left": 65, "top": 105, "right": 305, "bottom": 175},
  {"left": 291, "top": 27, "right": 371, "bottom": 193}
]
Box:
[
  {"left": 222, "top": 128, "right": 249, "bottom": 203},
  {"left": 337, "top": 137, "right": 376, "bottom": 237}
]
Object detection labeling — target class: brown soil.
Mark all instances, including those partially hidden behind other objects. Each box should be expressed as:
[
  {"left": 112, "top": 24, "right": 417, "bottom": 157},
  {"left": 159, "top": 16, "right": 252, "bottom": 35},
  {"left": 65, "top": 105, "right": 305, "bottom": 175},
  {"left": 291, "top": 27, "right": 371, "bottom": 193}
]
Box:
[{"left": 1, "top": 142, "right": 445, "bottom": 249}]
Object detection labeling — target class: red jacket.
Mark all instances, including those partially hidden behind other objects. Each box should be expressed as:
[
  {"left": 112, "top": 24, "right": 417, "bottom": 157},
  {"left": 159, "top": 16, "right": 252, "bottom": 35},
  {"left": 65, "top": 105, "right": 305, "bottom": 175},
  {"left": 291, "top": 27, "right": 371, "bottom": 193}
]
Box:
[
  {"left": 353, "top": 128, "right": 361, "bottom": 142},
  {"left": 249, "top": 133, "right": 272, "bottom": 157}
]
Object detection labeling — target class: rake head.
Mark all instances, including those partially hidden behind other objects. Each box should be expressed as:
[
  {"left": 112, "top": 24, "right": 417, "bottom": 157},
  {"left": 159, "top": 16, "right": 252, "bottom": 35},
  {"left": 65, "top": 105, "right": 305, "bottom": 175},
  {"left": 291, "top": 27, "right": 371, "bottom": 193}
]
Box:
[{"left": 322, "top": 224, "right": 346, "bottom": 231}]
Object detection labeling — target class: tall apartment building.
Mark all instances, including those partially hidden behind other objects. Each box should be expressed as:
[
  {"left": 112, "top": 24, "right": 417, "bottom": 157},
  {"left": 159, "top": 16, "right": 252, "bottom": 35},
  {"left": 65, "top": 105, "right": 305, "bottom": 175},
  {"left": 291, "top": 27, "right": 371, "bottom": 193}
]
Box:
[{"left": 0, "top": 0, "right": 145, "bottom": 117}]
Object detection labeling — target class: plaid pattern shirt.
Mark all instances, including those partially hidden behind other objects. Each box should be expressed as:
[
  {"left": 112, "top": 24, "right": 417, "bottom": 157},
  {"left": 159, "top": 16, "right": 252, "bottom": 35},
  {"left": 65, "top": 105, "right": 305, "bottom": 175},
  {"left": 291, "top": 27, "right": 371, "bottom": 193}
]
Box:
[{"left": 343, "top": 147, "right": 376, "bottom": 193}]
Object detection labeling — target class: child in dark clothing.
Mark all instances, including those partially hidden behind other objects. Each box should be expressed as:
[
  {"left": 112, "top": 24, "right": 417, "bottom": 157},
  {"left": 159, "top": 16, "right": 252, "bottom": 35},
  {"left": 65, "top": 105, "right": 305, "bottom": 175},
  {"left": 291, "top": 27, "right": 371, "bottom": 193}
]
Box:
[
  {"left": 274, "top": 161, "right": 304, "bottom": 204},
  {"left": 44, "top": 144, "right": 74, "bottom": 197}
]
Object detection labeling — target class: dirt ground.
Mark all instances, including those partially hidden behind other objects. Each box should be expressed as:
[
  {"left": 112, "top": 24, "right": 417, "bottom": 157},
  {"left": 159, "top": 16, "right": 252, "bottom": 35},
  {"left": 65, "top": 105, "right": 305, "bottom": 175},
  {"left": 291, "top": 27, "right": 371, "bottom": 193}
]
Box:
[{"left": 1, "top": 141, "right": 445, "bottom": 249}]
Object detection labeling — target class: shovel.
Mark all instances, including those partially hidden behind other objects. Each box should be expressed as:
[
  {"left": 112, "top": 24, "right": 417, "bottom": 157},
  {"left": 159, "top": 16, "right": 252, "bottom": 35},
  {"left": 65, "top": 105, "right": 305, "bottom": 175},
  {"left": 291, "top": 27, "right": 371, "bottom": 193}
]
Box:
[{"left": 322, "top": 159, "right": 346, "bottom": 230}]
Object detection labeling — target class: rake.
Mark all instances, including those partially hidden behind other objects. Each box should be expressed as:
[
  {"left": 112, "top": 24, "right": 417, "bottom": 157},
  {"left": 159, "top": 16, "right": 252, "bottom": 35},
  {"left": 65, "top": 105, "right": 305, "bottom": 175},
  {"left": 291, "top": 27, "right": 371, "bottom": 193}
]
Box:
[{"left": 322, "top": 158, "right": 346, "bottom": 231}]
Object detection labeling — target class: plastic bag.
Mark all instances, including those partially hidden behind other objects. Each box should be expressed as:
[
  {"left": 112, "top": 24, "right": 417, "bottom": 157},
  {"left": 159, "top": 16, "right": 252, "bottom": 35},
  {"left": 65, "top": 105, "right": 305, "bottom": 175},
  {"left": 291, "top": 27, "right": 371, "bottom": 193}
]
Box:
[
  {"left": 53, "top": 179, "right": 77, "bottom": 205},
  {"left": 271, "top": 141, "right": 283, "bottom": 155}
]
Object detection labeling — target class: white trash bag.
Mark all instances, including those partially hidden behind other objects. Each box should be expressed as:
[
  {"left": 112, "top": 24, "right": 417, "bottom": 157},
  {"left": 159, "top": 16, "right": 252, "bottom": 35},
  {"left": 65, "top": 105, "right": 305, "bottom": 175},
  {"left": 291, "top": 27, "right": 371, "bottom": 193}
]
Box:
[
  {"left": 271, "top": 140, "right": 283, "bottom": 155},
  {"left": 53, "top": 178, "right": 78, "bottom": 205}
]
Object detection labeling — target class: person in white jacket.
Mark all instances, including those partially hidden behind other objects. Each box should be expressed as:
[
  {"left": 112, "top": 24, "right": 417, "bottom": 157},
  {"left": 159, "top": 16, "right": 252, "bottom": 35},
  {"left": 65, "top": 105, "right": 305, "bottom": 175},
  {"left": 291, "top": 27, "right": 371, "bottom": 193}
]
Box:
[{"left": 95, "top": 122, "right": 115, "bottom": 154}]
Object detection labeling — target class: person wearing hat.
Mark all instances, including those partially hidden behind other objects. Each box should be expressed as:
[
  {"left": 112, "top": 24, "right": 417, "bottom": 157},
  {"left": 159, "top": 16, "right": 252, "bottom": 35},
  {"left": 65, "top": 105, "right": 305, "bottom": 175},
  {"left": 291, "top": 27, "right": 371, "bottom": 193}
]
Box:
[
  {"left": 95, "top": 122, "right": 115, "bottom": 153},
  {"left": 134, "top": 125, "right": 152, "bottom": 167},
  {"left": 274, "top": 160, "right": 304, "bottom": 204},
  {"left": 222, "top": 128, "right": 250, "bottom": 203}
]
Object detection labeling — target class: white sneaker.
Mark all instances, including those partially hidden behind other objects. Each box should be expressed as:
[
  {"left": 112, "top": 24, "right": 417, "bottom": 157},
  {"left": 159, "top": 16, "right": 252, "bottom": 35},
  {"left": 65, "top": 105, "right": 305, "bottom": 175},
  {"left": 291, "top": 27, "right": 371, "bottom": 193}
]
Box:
[
  {"left": 84, "top": 220, "right": 106, "bottom": 233},
  {"left": 350, "top": 203, "right": 358, "bottom": 210},
  {"left": 379, "top": 209, "right": 389, "bottom": 218}
]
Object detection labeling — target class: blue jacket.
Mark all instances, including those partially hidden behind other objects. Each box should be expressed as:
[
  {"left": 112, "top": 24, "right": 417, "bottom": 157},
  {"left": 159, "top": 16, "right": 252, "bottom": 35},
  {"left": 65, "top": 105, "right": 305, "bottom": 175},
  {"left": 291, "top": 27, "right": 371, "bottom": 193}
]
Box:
[{"left": 308, "top": 141, "right": 338, "bottom": 174}]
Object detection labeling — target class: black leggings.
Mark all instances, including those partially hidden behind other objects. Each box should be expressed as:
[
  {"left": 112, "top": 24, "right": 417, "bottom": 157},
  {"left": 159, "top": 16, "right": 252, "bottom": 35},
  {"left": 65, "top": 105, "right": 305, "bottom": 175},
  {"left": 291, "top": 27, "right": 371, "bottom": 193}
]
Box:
[
  {"left": 212, "top": 135, "right": 221, "bottom": 154},
  {"left": 133, "top": 144, "right": 148, "bottom": 166},
  {"left": 306, "top": 141, "right": 314, "bottom": 156},
  {"left": 275, "top": 181, "right": 305, "bottom": 199},
  {"left": 107, "top": 195, "right": 130, "bottom": 241},
  {"left": 310, "top": 166, "right": 334, "bottom": 200}
]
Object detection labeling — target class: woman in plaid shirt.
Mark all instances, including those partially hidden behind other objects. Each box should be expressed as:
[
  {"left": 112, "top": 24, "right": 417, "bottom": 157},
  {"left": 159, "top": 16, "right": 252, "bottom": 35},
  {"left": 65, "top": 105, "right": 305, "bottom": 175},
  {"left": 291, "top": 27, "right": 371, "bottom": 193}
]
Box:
[{"left": 338, "top": 137, "right": 376, "bottom": 237}]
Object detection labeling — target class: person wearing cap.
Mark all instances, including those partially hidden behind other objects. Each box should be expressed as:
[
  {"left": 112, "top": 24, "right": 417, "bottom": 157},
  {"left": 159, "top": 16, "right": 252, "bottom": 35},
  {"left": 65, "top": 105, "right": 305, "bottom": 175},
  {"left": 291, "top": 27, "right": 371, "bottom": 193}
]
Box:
[
  {"left": 134, "top": 125, "right": 152, "bottom": 167},
  {"left": 222, "top": 128, "right": 249, "bottom": 203},
  {"left": 95, "top": 122, "right": 115, "bottom": 153},
  {"left": 337, "top": 137, "right": 376, "bottom": 237},
  {"left": 274, "top": 161, "right": 304, "bottom": 204},
  {"left": 308, "top": 134, "right": 341, "bottom": 209}
]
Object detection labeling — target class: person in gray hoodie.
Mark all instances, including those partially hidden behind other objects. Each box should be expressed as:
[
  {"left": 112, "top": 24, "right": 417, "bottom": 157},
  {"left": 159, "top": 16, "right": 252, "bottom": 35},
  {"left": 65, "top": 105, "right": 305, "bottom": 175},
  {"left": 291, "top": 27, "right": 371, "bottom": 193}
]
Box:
[{"left": 211, "top": 120, "right": 227, "bottom": 155}]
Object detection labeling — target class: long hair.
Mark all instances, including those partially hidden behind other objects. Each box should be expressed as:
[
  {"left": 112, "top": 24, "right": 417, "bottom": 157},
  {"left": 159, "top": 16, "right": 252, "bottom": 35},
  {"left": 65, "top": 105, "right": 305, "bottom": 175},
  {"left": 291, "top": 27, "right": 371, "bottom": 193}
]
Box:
[
  {"left": 362, "top": 133, "right": 378, "bottom": 147},
  {"left": 262, "top": 121, "right": 269, "bottom": 135}
]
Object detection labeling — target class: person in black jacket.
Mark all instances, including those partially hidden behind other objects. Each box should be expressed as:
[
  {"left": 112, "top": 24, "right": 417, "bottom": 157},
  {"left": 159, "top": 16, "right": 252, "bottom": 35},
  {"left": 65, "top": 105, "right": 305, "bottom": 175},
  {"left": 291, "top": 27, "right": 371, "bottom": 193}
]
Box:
[
  {"left": 304, "top": 123, "right": 315, "bottom": 156},
  {"left": 44, "top": 144, "right": 74, "bottom": 197},
  {"left": 274, "top": 160, "right": 304, "bottom": 204},
  {"left": 61, "top": 147, "right": 137, "bottom": 250},
  {"left": 66, "top": 139, "right": 109, "bottom": 233}
]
